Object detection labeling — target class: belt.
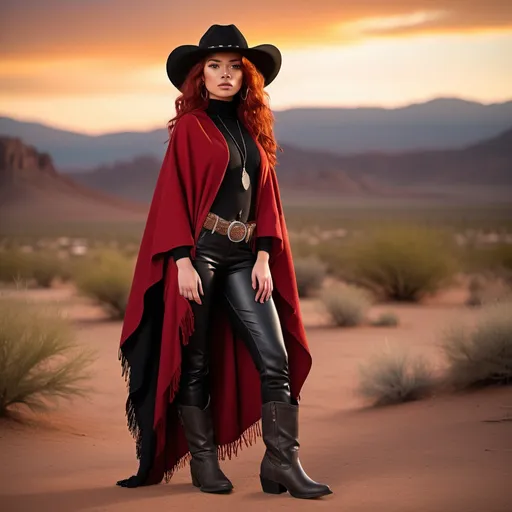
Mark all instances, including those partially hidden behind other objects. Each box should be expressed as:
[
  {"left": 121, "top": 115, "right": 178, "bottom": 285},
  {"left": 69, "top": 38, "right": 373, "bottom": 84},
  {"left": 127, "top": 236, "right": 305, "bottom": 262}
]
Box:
[{"left": 202, "top": 212, "right": 256, "bottom": 243}]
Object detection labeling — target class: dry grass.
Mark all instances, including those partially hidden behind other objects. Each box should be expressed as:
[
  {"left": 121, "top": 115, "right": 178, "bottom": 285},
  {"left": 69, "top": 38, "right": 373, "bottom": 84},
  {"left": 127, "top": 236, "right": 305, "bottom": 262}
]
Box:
[
  {"left": 339, "top": 225, "right": 457, "bottom": 302},
  {"left": 320, "top": 283, "right": 373, "bottom": 327},
  {"left": 72, "top": 249, "right": 133, "bottom": 319},
  {"left": 441, "top": 301, "right": 512, "bottom": 389},
  {"left": 0, "top": 296, "right": 96, "bottom": 417},
  {"left": 357, "top": 345, "right": 435, "bottom": 406},
  {"left": 293, "top": 255, "right": 327, "bottom": 297}
]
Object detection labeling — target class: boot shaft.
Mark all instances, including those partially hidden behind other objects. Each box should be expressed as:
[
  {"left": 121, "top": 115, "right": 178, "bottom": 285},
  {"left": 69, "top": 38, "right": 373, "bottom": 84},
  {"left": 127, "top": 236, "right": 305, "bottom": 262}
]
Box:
[{"left": 261, "top": 401, "right": 300, "bottom": 465}]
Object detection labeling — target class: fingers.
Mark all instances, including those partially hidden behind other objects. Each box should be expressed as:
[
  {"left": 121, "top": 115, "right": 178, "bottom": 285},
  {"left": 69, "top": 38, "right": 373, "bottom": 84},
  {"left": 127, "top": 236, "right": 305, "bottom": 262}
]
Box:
[
  {"left": 180, "top": 286, "right": 202, "bottom": 304},
  {"left": 192, "top": 286, "right": 202, "bottom": 304},
  {"left": 254, "top": 277, "right": 263, "bottom": 302},
  {"left": 254, "top": 275, "right": 273, "bottom": 303}
]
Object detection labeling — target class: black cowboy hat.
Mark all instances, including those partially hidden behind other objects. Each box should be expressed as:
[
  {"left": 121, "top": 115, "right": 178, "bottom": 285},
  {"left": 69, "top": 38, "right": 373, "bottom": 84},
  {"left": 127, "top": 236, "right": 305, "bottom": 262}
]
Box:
[{"left": 166, "top": 24, "right": 282, "bottom": 91}]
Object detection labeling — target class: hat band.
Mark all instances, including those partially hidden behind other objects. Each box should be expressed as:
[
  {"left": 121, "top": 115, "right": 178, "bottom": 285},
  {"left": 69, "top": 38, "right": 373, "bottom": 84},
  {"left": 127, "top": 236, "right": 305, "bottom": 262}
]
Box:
[{"left": 206, "top": 44, "right": 241, "bottom": 48}]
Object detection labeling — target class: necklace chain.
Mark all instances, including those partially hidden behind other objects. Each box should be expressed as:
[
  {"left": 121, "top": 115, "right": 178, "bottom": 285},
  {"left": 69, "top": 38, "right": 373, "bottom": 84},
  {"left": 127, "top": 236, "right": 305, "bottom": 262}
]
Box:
[{"left": 216, "top": 115, "right": 247, "bottom": 169}]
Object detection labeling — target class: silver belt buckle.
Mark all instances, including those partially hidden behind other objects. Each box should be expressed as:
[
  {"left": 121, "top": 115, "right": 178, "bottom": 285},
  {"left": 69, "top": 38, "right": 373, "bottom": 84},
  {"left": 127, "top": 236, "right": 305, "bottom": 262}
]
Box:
[{"left": 227, "top": 220, "right": 247, "bottom": 242}]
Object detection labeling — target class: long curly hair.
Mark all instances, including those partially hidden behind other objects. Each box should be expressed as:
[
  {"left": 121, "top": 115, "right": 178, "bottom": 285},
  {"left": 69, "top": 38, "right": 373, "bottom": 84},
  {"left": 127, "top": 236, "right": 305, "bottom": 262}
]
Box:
[{"left": 167, "top": 56, "right": 282, "bottom": 169}]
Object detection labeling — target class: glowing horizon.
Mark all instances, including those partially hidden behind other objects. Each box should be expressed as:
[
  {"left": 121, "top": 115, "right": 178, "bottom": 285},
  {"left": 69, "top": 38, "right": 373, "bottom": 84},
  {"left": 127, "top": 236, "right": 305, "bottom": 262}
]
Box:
[{"left": 1, "top": 1, "right": 511, "bottom": 133}]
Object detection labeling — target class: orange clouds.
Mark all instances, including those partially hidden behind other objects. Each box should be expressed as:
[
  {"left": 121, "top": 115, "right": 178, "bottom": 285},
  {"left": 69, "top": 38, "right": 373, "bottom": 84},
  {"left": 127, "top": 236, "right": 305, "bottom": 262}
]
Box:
[{"left": 1, "top": 0, "right": 511, "bottom": 64}]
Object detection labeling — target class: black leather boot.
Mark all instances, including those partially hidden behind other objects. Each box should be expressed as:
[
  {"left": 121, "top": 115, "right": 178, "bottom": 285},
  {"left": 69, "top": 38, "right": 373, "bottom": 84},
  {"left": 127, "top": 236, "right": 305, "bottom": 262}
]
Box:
[
  {"left": 177, "top": 398, "right": 233, "bottom": 494},
  {"left": 260, "top": 401, "right": 333, "bottom": 499}
]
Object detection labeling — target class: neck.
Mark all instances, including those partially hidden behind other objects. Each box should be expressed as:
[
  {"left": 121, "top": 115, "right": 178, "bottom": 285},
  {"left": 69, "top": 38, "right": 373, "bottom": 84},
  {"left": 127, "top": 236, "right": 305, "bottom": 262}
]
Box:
[{"left": 206, "top": 96, "right": 239, "bottom": 119}]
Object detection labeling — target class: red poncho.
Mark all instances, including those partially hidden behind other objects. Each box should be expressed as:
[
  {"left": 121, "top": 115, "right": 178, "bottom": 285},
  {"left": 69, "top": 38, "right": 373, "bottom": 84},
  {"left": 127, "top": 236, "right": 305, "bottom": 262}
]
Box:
[{"left": 119, "top": 109, "right": 312, "bottom": 484}]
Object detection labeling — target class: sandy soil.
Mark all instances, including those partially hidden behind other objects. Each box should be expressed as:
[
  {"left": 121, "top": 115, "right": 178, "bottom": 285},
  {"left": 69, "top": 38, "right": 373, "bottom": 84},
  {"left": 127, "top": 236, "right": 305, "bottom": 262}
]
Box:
[{"left": 1, "top": 284, "right": 511, "bottom": 512}]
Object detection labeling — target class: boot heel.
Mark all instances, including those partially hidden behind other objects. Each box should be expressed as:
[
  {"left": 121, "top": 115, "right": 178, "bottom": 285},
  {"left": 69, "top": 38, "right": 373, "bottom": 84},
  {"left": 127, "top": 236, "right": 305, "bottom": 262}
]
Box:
[
  {"left": 260, "top": 476, "right": 287, "bottom": 494},
  {"left": 191, "top": 468, "right": 200, "bottom": 488}
]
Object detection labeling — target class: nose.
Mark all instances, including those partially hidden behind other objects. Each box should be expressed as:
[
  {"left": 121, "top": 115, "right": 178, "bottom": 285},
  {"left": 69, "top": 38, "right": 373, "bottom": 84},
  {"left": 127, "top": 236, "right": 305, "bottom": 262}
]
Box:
[{"left": 222, "top": 67, "right": 231, "bottom": 78}]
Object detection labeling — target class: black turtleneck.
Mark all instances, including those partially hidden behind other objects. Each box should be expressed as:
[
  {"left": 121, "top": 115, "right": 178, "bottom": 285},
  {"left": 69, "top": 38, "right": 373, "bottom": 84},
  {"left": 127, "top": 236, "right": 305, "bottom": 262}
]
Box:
[{"left": 171, "top": 97, "right": 273, "bottom": 262}]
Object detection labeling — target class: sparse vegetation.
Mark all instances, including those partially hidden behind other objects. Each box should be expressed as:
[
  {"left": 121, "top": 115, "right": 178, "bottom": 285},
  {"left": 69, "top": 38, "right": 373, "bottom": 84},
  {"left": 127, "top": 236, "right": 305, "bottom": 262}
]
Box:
[
  {"left": 0, "top": 249, "right": 68, "bottom": 288},
  {"left": 371, "top": 311, "right": 399, "bottom": 327},
  {"left": 0, "top": 296, "right": 96, "bottom": 417},
  {"left": 73, "top": 249, "right": 133, "bottom": 319},
  {"left": 0, "top": 249, "right": 33, "bottom": 285},
  {"left": 293, "top": 255, "right": 327, "bottom": 297},
  {"left": 441, "top": 301, "right": 512, "bottom": 389},
  {"left": 320, "top": 284, "right": 373, "bottom": 327},
  {"left": 31, "top": 251, "right": 65, "bottom": 288},
  {"left": 357, "top": 345, "right": 435, "bottom": 406},
  {"left": 339, "top": 225, "right": 457, "bottom": 302}
]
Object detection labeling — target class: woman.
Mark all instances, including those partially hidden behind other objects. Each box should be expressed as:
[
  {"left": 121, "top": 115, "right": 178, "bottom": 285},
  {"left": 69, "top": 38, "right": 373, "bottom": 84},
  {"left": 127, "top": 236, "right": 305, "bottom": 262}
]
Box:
[{"left": 116, "top": 24, "right": 332, "bottom": 500}]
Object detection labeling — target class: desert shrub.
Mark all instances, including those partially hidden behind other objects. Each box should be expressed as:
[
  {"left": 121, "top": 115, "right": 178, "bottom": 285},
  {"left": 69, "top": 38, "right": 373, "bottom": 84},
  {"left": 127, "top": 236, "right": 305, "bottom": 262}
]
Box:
[
  {"left": 464, "top": 243, "right": 512, "bottom": 280},
  {"left": 0, "top": 249, "right": 68, "bottom": 288},
  {"left": 371, "top": 311, "right": 399, "bottom": 327},
  {"left": 465, "top": 275, "right": 512, "bottom": 307},
  {"left": 357, "top": 345, "right": 435, "bottom": 406},
  {"left": 340, "top": 225, "right": 457, "bottom": 302},
  {"left": 310, "top": 239, "right": 348, "bottom": 279},
  {"left": 0, "top": 297, "right": 95, "bottom": 417},
  {"left": 30, "top": 251, "right": 64, "bottom": 288},
  {"left": 320, "top": 284, "right": 373, "bottom": 327},
  {"left": 0, "top": 249, "right": 33, "bottom": 285},
  {"left": 441, "top": 301, "right": 512, "bottom": 389},
  {"left": 294, "top": 255, "right": 327, "bottom": 297},
  {"left": 73, "top": 249, "right": 133, "bottom": 319}
]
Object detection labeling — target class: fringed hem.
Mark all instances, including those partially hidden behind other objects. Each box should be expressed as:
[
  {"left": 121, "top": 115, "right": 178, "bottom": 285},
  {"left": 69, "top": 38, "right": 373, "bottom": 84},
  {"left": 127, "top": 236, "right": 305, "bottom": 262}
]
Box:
[
  {"left": 118, "top": 346, "right": 143, "bottom": 459},
  {"left": 118, "top": 302, "right": 195, "bottom": 462},
  {"left": 180, "top": 304, "right": 195, "bottom": 347},
  {"left": 163, "top": 417, "right": 263, "bottom": 483}
]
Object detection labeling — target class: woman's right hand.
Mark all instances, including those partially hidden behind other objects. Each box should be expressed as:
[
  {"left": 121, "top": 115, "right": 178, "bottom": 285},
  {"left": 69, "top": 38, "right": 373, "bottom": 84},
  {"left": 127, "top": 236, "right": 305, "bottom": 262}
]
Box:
[{"left": 176, "top": 259, "right": 204, "bottom": 304}]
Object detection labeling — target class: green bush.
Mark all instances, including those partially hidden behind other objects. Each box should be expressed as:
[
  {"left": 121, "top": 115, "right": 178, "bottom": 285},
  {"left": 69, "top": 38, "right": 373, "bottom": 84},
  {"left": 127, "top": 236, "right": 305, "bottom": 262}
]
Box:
[
  {"left": 0, "top": 297, "right": 95, "bottom": 417},
  {"left": 73, "top": 249, "right": 133, "bottom": 319},
  {"left": 340, "top": 225, "right": 457, "bottom": 302},
  {"left": 357, "top": 345, "right": 435, "bottom": 406},
  {"left": 320, "top": 284, "right": 373, "bottom": 327},
  {"left": 371, "top": 311, "right": 399, "bottom": 327},
  {"left": 294, "top": 255, "right": 327, "bottom": 297},
  {"left": 441, "top": 301, "right": 512, "bottom": 389}
]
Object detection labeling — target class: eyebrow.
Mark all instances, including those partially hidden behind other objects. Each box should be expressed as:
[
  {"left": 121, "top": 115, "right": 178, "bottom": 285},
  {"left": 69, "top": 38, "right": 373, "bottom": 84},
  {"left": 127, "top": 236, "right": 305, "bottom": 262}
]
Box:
[{"left": 207, "top": 58, "right": 241, "bottom": 63}]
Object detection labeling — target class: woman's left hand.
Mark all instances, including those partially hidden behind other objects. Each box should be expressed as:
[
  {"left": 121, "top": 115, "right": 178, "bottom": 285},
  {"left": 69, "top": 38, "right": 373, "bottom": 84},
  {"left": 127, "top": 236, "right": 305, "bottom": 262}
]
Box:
[{"left": 252, "top": 256, "right": 273, "bottom": 303}]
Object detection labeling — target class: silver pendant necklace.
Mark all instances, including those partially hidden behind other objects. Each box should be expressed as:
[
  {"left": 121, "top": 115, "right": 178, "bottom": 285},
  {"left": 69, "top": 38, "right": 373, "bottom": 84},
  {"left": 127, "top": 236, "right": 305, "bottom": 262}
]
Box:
[{"left": 216, "top": 115, "right": 251, "bottom": 191}]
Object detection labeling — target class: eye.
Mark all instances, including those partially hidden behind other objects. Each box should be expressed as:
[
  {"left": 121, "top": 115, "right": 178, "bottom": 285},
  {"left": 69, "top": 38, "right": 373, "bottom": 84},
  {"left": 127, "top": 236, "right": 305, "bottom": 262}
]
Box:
[{"left": 208, "top": 63, "right": 219, "bottom": 68}]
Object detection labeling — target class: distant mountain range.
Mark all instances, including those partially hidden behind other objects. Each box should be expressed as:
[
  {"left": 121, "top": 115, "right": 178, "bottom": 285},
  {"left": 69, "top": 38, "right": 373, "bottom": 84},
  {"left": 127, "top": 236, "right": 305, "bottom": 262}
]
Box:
[
  {"left": 1, "top": 122, "right": 511, "bottom": 230},
  {"left": 71, "top": 127, "right": 512, "bottom": 204},
  {"left": 1, "top": 97, "right": 511, "bottom": 170}
]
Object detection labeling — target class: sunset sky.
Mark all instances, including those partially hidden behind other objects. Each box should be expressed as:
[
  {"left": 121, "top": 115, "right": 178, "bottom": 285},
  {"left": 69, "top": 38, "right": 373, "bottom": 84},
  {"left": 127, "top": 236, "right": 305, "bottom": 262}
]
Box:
[{"left": 1, "top": 0, "right": 511, "bottom": 134}]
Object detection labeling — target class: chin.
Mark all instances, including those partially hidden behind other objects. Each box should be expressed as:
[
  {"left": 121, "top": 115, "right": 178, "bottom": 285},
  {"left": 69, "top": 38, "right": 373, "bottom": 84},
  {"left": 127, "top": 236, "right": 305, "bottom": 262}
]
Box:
[{"left": 216, "top": 89, "right": 239, "bottom": 100}]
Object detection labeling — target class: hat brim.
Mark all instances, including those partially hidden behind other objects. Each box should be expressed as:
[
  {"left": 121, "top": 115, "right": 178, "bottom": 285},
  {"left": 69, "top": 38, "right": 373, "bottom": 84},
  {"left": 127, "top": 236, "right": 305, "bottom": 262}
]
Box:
[{"left": 166, "top": 44, "right": 281, "bottom": 91}]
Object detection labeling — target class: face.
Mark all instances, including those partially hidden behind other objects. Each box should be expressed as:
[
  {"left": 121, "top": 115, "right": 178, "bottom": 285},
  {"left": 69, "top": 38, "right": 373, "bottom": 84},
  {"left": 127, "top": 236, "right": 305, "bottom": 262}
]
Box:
[{"left": 202, "top": 52, "right": 243, "bottom": 101}]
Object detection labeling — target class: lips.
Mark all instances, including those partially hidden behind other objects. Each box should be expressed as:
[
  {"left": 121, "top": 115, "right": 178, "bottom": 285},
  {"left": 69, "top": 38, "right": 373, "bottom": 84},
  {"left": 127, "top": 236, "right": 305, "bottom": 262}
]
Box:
[{"left": 219, "top": 83, "right": 232, "bottom": 87}]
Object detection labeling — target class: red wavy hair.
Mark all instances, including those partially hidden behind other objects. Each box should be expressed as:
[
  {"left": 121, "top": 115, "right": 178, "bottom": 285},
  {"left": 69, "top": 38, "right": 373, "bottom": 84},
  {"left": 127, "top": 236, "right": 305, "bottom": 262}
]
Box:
[{"left": 167, "top": 56, "right": 281, "bottom": 169}]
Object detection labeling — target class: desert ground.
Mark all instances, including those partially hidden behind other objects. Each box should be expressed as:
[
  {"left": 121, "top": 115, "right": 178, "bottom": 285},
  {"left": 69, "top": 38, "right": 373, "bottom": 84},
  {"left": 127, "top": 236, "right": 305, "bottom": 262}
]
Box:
[{"left": 1, "top": 280, "right": 511, "bottom": 512}]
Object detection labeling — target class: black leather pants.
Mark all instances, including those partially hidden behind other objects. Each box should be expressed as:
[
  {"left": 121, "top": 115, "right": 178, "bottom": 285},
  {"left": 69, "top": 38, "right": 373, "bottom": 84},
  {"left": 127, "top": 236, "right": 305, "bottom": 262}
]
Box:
[{"left": 177, "top": 226, "right": 291, "bottom": 408}]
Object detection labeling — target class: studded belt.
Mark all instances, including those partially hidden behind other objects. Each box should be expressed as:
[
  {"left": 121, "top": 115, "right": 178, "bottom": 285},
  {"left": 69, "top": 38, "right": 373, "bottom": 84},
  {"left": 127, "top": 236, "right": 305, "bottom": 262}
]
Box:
[{"left": 202, "top": 212, "right": 256, "bottom": 243}]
